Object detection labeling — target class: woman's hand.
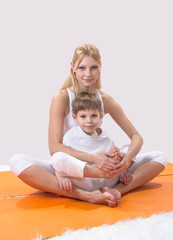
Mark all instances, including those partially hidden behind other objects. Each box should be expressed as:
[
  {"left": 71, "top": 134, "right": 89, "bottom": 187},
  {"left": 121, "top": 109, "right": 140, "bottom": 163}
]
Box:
[
  {"left": 110, "top": 152, "right": 133, "bottom": 175},
  {"left": 93, "top": 151, "right": 120, "bottom": 172}
]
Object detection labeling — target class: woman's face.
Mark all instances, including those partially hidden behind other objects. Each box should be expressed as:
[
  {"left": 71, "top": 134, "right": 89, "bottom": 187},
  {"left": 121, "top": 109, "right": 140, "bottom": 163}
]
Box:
[{"left": 73, "top": 55, "right": 101, "bottom": 88}]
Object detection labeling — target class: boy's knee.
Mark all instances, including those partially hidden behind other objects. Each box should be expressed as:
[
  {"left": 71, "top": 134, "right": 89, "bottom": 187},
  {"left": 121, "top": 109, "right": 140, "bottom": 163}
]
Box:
[
  {"left": 50, "top": 152, "right": 67, "bottom": 169},
  {"left": 51, "top": 152, "right": 67, "bottom": 161}
]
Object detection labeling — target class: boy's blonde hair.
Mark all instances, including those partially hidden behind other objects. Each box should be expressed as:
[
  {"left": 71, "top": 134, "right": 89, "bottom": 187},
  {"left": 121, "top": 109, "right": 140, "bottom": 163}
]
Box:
[
  {"left": 72, "top": 92, "right": 102, "bottom": 115},
  {"left": 61, "top": 43, "right": 102, "bottom": 90}
]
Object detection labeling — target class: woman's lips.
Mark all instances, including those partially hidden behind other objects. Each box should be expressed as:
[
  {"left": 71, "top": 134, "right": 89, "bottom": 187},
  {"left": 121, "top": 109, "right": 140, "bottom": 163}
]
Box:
[{"left": 83, "top": 79, "right": 93, "bottom": 82}]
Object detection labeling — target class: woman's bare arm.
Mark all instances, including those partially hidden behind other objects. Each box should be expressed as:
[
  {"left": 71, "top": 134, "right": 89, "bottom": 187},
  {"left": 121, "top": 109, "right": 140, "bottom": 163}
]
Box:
[
  {"left": 101, "top": 91, "right": 143, "bottom": 172},
  {"left": 48, "top": 90, "right": 117, "bottom": 171}
]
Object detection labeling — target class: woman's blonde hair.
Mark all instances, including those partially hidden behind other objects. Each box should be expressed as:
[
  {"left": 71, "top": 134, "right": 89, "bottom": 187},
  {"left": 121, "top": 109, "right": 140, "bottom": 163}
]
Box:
[{"left": 61, "top": 43, "right": 101, "bottom": 90}]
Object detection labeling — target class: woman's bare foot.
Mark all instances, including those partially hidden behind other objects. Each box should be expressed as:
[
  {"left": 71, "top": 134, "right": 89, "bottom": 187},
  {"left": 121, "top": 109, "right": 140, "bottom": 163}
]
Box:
[
  {"left": 88, "top": 190, "right": 117, "bottom": 207},
  {"left": 100, "top": 186, "right": 121, "bottom": 204}
]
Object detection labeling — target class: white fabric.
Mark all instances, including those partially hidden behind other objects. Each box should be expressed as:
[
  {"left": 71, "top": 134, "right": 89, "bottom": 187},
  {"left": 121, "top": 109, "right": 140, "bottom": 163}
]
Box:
[
  {"left": 63, "top": 88, "right": 104, "bottom": 134},
  {"left": 63, "top": 88, "right": 77, "bottom": 134},
  {"left": 50, "top": 126, "right": 114, "bottom": 178},
  {"left": 9, "top": 87, "right": 167, "bottom": 183},
  {"left": 50, "top": 126, "right": 167, "bottom": 191},
  {"left": 50, "top": 149, "right": 167, "bottom": 192},
  {"left": 51, "top": 152, "right": 86, "bottom": 178},
  {"left": 9, "top": 154, "right": 55, "bottom": 176},
  {"left": 9, "top": 88, "right": 105, "bottom": 176},
  {"left": 63, "top": 126, "right": 114, "bottom": 153}
]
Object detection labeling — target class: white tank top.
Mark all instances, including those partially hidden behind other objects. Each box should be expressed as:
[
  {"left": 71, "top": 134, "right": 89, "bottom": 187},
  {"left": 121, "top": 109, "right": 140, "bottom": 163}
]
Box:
[{"left": 63, "top": 88, "right": 105, "bottom": 135}]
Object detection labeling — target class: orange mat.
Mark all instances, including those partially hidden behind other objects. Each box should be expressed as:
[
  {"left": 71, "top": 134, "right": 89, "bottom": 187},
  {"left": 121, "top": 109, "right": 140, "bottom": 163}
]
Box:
[{"left": 0, "top": 163, "right": 173, "bottom": 240}]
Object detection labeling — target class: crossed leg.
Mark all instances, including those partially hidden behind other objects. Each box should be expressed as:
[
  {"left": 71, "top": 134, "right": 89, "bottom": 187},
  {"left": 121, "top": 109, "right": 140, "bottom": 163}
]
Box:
[
  {"left": 12, "top": 151, "right": 166, "bottom": 207},
  {"left": 114, "top": 161, "right": 165, "bottom": 195},
  {"left": 19, "top": 165, "right": 118, "bottom": 207}
]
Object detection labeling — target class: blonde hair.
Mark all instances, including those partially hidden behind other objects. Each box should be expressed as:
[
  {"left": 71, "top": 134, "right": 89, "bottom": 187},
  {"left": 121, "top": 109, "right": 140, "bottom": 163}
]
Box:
[
  {"left": 72, "top": 92, "right": 102, "bottom": 115},
  {"left": 61, "top": 43, "right": 101, "bottom": 90}
]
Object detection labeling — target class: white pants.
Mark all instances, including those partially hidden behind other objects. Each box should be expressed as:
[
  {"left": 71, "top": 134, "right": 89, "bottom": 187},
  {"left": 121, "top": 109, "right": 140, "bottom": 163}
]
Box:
[
  {"left": 50, "top": 145, "right": 167, "bottom": 191},
  {"left": 9, "top": 148, "right": 167, "bottom": 192}
]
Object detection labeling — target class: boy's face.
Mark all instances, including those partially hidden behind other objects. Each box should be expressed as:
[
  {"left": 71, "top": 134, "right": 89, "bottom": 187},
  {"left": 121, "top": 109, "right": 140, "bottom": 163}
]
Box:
[{"left": 72, "top": 109, "right": 102, "bottom": 136}]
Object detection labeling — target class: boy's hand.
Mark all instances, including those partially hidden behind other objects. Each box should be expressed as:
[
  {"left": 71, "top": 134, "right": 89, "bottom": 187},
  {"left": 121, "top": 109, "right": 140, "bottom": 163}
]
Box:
[
  {"left": 119, "top": 171, "right": 133, "bottom": 185},
  {"left": 58, "top": 176, "right": 73, "bottom": 192}
]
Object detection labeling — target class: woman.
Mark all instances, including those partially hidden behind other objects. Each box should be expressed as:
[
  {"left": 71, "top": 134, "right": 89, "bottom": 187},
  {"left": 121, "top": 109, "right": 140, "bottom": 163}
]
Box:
[{"left": 10, "top": 43, "right": 167, "bottom": 207}]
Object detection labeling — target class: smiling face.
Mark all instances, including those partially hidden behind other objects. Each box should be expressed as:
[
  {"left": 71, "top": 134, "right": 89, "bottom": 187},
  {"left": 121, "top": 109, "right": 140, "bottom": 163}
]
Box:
[
  {"left": 72, "top": 108, "right": 102, "bottom": 136},
  {"left": 72, "top": 55, "right": 101, "bottom": 91}
]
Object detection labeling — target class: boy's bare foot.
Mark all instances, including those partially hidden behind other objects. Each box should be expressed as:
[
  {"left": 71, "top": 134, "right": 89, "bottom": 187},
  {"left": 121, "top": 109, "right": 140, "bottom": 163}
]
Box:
[
  {"left": 84, "top": 164, "right": 112, "bottom": 178},
  {"left": 88, "top": 190, "right": 117, "bottom": 207},
  {"left": 109, "top": 145, "right": 122, "bottom": 162},
  {"left": 100, "top": 186, "right": 121, "bottom": 204},
  {"left": 84, "top": 164, "right": 120, "bottom": 179}
]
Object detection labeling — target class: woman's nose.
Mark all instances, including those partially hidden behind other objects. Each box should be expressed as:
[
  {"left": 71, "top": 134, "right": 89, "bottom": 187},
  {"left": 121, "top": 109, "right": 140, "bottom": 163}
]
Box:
[{"left": 85, "top": 69, "right": 91, "bottom": 77}]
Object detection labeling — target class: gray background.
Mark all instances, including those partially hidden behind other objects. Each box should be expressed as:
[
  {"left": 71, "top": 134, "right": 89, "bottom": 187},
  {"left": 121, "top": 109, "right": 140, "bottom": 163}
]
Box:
[{"left": 0, "top": 0, "right": 172, "bottom": 165}]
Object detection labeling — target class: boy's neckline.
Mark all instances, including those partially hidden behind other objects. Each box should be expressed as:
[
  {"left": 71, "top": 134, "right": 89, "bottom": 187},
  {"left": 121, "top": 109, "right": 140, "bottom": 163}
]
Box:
[{"left": 78, "top": 126, "right": 102, "bottom": 138}]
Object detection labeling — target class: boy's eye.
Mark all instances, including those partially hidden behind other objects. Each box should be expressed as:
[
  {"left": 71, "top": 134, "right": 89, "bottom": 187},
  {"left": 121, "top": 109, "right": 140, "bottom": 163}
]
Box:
[
  {"left": 80, "top": 115, "right": 86, "bottom": 118},
  {"left": 92, "top": 114, "right": 97, "bottom": 118}
]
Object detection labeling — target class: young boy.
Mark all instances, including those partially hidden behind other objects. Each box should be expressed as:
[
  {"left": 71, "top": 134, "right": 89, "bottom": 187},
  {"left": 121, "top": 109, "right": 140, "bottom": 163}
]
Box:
[{"left": 50, "top": 92, "right": 133, "bottom": 193}]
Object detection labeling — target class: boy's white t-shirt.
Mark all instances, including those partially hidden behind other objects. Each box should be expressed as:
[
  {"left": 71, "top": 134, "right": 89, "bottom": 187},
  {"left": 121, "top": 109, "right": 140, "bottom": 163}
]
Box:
[
  {"left": 63, "top": 126, "right": 114, "bottom": 153},
  {"left": 50, "top": 126, "right": 115, "bottom": 180}
]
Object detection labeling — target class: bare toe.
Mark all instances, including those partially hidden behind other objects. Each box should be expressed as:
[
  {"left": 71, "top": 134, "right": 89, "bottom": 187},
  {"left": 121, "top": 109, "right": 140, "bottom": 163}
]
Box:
[
  {"left": 102, "top": 192, "right": 116, "bottom": 207},
  {"left": 110, "top": 189, "right": 121, "bottom": 203},
  {"left": 89, "top": 190, "right": 116, "bottom": 207},
  {"left": 101, "top": 187, "right": 121, "bottom": 204}
]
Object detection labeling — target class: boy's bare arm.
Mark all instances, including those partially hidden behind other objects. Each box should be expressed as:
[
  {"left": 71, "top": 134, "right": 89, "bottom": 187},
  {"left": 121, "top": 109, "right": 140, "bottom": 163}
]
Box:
[{"left": 119, "top": 171, "right": 133, "bottom": 184}]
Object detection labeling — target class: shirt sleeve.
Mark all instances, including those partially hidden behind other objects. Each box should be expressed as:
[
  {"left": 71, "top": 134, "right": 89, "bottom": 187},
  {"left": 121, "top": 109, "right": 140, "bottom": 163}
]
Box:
[{"left": 62, "top": 129, "right": 73, "bottom": 147}]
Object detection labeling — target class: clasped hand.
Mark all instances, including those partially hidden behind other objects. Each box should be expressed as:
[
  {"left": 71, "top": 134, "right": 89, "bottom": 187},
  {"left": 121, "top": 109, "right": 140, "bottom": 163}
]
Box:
[{"left": 94, "top": 146, "right": 133, "bottom": 175}]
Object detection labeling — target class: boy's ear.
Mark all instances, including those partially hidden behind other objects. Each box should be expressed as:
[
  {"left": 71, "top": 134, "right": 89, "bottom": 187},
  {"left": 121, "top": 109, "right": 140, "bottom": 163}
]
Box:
[
  {"left": 100, "top": 112, "right": 103, "bottom": 119},
  {"left": 72, "top": 114, "right": 78, "bottom": 123}
]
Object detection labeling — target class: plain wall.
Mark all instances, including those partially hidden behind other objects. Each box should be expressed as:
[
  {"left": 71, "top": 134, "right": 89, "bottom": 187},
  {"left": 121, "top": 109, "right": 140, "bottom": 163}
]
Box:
[{"left": 0, "top": 0, "right": 172, "bottom": 164}]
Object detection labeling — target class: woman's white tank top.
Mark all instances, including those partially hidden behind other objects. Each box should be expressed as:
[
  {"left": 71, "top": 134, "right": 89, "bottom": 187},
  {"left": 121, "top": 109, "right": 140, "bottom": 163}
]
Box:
[{"left": 63, "top": 88, "right": 105, "bottom": 135}]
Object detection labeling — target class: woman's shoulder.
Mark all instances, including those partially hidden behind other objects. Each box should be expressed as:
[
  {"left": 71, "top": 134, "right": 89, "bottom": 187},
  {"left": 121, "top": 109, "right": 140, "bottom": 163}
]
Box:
[
  {"left": 53, "top": 89, "right": 68, "bottom": 100},
  {"left": 99, "top": 90, "right": 116, "bottom": 104},
  {"left": 51, "top": 89, "right": 69, "bottom": 114},
  {"left": 51, "top": 89, "right": 69, "bottom": 105},
  {"left": 99, "top": 90, "right": 119, "bottom": 114}
]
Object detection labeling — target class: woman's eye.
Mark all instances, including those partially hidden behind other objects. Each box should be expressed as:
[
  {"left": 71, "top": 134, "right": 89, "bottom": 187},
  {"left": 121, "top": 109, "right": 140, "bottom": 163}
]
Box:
[
  {"left": 91, "top": 66, "right": 98, "bottom": 69},
  {"left": 78, "top": 66, "right": 85, "bottom": 70}
]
